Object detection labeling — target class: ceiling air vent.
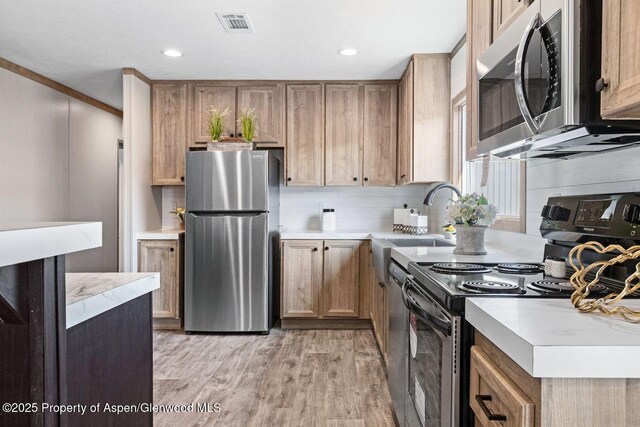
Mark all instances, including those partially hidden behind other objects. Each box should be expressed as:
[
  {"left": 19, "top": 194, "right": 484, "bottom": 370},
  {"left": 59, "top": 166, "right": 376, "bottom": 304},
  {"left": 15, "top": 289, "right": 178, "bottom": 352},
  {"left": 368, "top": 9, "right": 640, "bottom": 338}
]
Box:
[{"left": 216, "top": 13, "right": 255, "bottom": 33}]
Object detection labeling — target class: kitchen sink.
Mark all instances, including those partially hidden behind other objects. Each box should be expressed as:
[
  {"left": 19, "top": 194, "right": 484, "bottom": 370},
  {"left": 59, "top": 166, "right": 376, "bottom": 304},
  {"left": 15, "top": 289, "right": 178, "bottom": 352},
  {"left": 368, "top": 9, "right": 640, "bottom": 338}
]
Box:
[{"left": 371, "top": 236, "right": 455, "bottom": 283}]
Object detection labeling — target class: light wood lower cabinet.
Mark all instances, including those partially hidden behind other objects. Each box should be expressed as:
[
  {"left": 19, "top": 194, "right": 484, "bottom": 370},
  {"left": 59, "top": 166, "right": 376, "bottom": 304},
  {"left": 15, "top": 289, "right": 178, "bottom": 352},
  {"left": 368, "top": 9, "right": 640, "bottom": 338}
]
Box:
[
  {"left": 281, "top": 239, "right": 371, "bottom": 326},
  {"left": 138, "top": 237, "right": 183, "bottom": 329},
  {"left": 369, "top": 255, "right": 388, "bottom": 363},
  {"left": 473, "top": 331, "right": 640, "bottom": 427},
  {"left": 281, "top": 240, "right": 322, "bottom": 318}
]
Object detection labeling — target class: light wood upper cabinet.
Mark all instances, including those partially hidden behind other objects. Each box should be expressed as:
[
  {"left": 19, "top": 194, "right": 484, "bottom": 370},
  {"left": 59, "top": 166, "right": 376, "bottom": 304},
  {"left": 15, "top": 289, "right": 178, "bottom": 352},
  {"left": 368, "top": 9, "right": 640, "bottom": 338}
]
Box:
[
  {"left": 138, "top": 239, "right": 182, "bottom": 328},
  {"left": 363, "top": 85, "right": 398, "bottom": 186},
  {"left": 152, "top": 83, "right": 188, "bottom": 185},
  {"left": 493, "top": 0, "right": 532, "bottom": 39},
  {"left": 281, "top": 240, "right": 323, "bottom": 318},
  {"left": 322, "top": 240, "right": 361, "bottom": 318},
  {"left": 237, "top": 84, "right": 285, "bottom": 146},
  {"left": 286, "top": 84, "right": 324, "bottom": 186},
  {"left": 600, "top": 0, "right": 640, "bottom": 119},
  {"left": 325, "top": 84, "right": 362, "bottom": 186},
  {"left": 398, "top": 64, "right": 413, "bottom": 185},
  {"left": 191, "top": 85, "right": 236, "bottom": 145},
  {"left": 467, "top": 0, "right": 493, "bottom": 160},
  {"left": 398, "top": 55, "right": 451, "bottom": 184}
]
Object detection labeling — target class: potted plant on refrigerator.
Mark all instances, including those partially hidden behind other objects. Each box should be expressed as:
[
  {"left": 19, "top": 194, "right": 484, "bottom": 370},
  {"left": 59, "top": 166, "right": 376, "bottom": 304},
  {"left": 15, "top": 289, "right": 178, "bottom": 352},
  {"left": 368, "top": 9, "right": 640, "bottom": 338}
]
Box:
[
  {"left": 445, "top": 193, "right": 497, "bottom": 255},
  {"left": 237, "top": 107, "right": 257, "bottom": 142},
  {"left": 207, "top": 107, "right": 230, "bottom": 144}
]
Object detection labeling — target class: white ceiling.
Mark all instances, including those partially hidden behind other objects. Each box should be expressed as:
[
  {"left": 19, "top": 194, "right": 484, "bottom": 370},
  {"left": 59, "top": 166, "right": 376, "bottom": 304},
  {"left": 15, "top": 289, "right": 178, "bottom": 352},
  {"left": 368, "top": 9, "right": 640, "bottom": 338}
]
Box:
[{"left": 0, "top": 0, "right": 466, "bottom": 110}]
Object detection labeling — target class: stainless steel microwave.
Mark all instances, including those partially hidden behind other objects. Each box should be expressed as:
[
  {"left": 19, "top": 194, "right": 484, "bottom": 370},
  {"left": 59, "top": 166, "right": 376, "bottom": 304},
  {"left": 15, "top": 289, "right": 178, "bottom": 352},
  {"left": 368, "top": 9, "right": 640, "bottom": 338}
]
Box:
[{"left": 477, "top": 0, "right": 640, "bottom": 159}]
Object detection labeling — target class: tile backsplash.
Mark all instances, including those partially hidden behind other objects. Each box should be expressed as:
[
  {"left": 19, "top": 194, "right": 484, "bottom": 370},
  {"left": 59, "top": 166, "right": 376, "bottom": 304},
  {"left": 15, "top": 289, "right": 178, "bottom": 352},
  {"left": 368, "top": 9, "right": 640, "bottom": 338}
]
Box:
[{"left": 161, "top": 184, "right": 450, "bottom": 233}]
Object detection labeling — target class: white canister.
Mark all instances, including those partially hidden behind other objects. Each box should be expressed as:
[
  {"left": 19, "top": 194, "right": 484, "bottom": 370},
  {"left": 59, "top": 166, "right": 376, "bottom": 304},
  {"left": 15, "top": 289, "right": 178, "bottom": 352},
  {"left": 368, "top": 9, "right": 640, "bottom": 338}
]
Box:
[
  {"left": 322, "top": 209, "right": 336, "bottom": 231},
  {"left": 544, "top": 256, "right": 567, "bottom": 278}
]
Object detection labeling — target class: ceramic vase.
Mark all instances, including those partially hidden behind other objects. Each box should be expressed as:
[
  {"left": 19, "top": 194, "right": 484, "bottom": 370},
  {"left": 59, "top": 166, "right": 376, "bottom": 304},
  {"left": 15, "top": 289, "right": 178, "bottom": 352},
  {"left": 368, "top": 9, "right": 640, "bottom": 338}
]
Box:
[{"left": 453, "top": 225, "right": 487, "bottom": 255}]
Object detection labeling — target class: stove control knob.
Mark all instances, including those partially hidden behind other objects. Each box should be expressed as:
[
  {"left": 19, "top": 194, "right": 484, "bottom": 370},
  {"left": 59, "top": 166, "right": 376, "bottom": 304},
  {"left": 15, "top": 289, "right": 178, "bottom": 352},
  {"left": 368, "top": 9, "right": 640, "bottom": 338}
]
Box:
[
  {"left": 541, "top": 205, "right": 551, "bottom": 218},
  {"left": 544, "top": 206, "right": 571, "bottom": 221},
  {"left": 623, "top": 204, "right": 640, "bottom": 225}
]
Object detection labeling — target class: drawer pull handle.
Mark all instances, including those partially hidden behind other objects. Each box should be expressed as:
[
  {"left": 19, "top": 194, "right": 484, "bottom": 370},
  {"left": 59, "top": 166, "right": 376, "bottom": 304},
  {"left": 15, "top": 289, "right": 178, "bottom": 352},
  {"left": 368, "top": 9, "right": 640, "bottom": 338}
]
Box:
[{"left": 475, "top": 395, "right": 507, "bottom": 422}]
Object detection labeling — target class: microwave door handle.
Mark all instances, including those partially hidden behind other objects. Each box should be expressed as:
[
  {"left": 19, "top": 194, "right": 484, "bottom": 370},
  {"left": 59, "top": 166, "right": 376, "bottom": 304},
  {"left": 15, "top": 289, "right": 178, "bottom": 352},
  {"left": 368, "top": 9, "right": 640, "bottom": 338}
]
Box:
[{"left": 514, "top": 12, "right": 541, "bottom": 134}]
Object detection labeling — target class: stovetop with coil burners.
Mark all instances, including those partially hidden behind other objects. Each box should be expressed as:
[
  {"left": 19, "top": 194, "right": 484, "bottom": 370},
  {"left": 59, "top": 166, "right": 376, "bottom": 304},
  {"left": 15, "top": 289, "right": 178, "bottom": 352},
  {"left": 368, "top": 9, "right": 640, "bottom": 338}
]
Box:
[{"left": 407, "top": 261, "right": 611, "bottom": 312}]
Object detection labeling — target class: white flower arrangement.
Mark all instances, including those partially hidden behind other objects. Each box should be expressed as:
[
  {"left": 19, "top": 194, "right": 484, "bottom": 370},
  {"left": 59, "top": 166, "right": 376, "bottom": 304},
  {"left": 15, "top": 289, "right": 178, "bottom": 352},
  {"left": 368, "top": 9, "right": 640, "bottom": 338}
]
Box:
[{"left": 445, "top": 193, "right": 498, "bottom": 227}]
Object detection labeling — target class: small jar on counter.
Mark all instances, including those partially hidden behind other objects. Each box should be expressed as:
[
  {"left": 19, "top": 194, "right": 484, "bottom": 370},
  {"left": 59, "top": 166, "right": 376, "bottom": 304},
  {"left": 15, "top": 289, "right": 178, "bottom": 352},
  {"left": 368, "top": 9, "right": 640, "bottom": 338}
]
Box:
[{"left": 322, "top": 209, "right": 336, "bottom": 231}]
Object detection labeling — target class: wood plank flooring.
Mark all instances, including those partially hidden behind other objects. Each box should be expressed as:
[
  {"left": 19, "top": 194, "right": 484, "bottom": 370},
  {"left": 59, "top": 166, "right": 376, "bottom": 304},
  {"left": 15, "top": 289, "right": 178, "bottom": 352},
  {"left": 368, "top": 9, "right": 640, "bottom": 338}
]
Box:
[{"left": 153, "top": 328, "right": 397, "bottom": 427}]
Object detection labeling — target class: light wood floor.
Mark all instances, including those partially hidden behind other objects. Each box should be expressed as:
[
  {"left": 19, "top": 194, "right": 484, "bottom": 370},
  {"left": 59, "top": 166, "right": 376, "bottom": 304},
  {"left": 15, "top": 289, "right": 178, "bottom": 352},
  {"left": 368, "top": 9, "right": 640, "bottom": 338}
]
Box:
[{"left": 153, "top": 327, "right": 397, "bottom": 427}]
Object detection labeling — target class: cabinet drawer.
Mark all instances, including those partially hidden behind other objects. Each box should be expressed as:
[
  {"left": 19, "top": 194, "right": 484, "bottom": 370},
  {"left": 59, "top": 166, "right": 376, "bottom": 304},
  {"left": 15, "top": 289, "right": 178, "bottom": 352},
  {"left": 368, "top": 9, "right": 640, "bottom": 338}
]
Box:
[{"left": 470, "top": 346, "right": 534, "bottom": 427}]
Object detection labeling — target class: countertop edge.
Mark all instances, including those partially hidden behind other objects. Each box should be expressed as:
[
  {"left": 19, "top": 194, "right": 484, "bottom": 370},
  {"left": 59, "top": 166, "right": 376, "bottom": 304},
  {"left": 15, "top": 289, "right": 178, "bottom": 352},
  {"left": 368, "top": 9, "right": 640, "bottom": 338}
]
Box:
[
  {"left": 66, "top": 273, "right": 160, "bottom": 329},
  {"left": 137, "top": 230, "right": 184, "bottom": 240}
]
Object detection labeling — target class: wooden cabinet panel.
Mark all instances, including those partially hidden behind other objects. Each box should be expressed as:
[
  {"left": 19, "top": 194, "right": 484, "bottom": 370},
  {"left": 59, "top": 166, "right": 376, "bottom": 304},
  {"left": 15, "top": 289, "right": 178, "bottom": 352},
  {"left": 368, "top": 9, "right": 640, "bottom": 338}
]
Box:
[
  {"left": 493, "top": 0, "right": 532, "bottom": 39},
  {"left": 138, "top": 239, "right": 181, "bottom": 324},
  {"left": 152, "top": 83, "right": 187, "bottom": 185},
  {"left": 325, "top": 84, "right": 362, "bottom": 186},
  {"left": 467, "top": 0, "right": 493, "bottom": 160},
  {"left": 398, "top": 64, "right": 413, "bottom": 185},
  {"left": 413, "top": 54, "right": 451, "bottom": 182},
  {"left": 281, "top": 240, "right": 323, "bottom": 318},
  {"left": 237, "top": 84, "right": 285, "bottom": 145},
  {"left": 601, "top": 0, "right": 640, "bottom": 118},
  {"left": 321, "top": 240, "right": 361, "bottom": 317},
  {"left": 369, "top": 260, "right": 388, "bottom": 362},
  {"left": 470, "top": 346, "right": 535, "bottom": 427},
  {"left": 192, "top": 85, "right": 236, "bottom": 145},
  {"left": 363, "top": 85, "right": 397, "bottom": 186},
  {"left": 286, "top": 84, "right": 324, "bottom": 186},
  {"left": 358, "top": 242, "right": 372, "bottom": 319}
]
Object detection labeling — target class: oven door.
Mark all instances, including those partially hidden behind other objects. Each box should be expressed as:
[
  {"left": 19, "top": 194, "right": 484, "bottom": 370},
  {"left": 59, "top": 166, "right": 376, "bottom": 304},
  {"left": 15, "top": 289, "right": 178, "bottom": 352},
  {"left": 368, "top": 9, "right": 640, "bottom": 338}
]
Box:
[
  {"left": 403, "top": 278, "right": 460, "bottom": 427},
  {"left": 477, "top": 0, "right": 563, "bottom": 157}
]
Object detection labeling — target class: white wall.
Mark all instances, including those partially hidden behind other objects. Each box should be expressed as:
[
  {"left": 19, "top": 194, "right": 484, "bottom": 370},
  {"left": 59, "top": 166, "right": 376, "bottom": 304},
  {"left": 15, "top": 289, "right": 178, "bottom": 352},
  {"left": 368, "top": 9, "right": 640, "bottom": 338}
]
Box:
[
  {"left": 450, "top": 43, "right": 467, "bottom": 98},
  {"left": 0, "top": 67, "right": 121, "bottom": 271},
  {"left": 121, "top": 74, "right": 161, "bottom": 272}
]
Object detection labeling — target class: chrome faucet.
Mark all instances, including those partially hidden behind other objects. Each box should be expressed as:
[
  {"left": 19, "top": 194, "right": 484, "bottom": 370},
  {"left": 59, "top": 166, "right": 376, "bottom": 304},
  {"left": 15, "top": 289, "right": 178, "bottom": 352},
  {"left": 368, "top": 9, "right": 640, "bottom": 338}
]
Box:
[{"left": 423, "top": 182, "right": 462, "bottom": 206}]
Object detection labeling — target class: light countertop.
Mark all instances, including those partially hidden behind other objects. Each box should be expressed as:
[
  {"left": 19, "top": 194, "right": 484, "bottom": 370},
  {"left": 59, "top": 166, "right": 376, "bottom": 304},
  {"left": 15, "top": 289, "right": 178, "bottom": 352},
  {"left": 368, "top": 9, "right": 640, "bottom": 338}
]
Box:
[
  {"left": 280, "top": 230, "right": 440, "bottom": 240},
  {"left": 466, "top": 298, "right": 640, "bottom": 378},
  {"left": 0, "top": 222, "right": 102, "bottom": 268},
  {"left": 137, "top": 229, "right": 184, "bottom": 240},
  {"left": 66, "top": 272, "right": 160, "bottom": 329},
  {"left": 390, "top": 243, "right": 542, "bottom": 269}
]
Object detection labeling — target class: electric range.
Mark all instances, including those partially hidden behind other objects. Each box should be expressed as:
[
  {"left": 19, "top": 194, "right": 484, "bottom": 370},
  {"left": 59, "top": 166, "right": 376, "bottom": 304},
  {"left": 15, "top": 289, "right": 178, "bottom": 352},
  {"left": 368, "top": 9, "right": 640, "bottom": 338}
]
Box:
[{"left": 397, "top": 192, "right": 640, "bottom": 427}]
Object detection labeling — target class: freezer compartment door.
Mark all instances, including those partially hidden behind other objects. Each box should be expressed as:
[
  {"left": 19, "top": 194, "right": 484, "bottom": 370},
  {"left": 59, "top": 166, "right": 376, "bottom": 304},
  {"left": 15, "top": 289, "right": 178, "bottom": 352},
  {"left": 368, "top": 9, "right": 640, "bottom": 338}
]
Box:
[
  {"left": 186, "top": 151, "right": 269, "bottom": 212},
  {"left": 185, "top": 212, "right": 269, "bottom": 332}
]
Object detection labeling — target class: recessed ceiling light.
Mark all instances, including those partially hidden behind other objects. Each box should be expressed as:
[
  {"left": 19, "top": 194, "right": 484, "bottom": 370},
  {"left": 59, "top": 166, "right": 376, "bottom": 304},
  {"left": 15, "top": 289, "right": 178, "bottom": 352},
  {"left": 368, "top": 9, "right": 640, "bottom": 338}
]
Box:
[
  {"left": 162, "top": 49, "right": 183, "bottom": 58},
  {"left": 338, "top": 48, "right": 358, "bottom": 56}
]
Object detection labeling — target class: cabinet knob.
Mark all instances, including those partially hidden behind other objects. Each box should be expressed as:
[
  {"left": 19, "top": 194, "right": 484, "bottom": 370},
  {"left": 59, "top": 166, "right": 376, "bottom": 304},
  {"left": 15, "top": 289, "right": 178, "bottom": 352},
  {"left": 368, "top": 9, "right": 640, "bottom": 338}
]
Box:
[
  {"left": 353, "top": 177, "right": 358, "bottom": 181},
  {"left": 287, "top": 177, "right": 292, "bottom": 182},
  {"left": 169, "top": 247, "right": 175, "bottom": 252},
  {"left": 400, "top": 174, "right": 406, "bottom": 179},
  {"left": 595, "top": 78, "right": 608, "bottom": 93},
  {"left": 312, "top": 247, "right": 318, "bottom": 252},
  {"left": 324, "top": 246, "right": 329, "bottom": 251},
  {"left": 379, "top": 282, "right": 384, "bottom": 288},
  {"left": 364, "top": 177, "right": 369, "bottom": 182},
  {"left": 180, "top": 176, "right": 185, "bottom": 182}
]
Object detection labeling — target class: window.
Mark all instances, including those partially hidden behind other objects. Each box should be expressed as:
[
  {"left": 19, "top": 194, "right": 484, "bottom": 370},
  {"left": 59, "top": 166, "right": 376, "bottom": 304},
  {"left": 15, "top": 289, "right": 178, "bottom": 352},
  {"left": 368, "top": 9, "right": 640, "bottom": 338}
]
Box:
[{"left": 450, "top": 91, "right": 526, "bottom": 233}]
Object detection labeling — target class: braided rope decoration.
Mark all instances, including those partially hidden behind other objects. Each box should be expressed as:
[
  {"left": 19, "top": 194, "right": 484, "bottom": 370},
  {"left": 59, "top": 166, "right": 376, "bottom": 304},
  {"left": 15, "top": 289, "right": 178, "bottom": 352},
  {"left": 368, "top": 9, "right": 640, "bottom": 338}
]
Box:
[{"left": 568, "top": 241, "right": 640, "bottom": 322}]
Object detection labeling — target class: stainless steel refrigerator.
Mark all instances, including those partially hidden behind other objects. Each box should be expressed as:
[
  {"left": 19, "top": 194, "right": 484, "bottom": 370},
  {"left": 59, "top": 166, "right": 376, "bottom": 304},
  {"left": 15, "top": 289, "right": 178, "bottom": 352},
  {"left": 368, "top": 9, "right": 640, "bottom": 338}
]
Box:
[{"left": 185, "top": 150, "right": 280, "bottom": 333}]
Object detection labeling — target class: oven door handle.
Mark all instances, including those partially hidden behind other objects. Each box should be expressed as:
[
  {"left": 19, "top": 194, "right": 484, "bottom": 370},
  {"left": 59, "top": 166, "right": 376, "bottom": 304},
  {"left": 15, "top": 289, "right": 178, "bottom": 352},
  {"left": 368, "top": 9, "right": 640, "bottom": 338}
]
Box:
[
  {"left": 514, "top": 12, "right": 541, "bottom": 134},
  {"left": 402, "top": 279, "right": 452, "bottom": 336}
]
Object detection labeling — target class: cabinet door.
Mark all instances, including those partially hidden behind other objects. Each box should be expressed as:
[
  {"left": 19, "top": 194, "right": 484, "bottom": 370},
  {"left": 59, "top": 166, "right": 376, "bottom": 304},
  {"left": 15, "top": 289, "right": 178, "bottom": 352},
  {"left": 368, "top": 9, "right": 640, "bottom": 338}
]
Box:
[
  {"left": 138, "top": 240, "right": 180, "bottom": 319},
  {"left": 363, "top": 85, "right": 398, "bottom": 186},
  {"left": 152, "top": 83, "right": 187, "bottom": 185},
  {"left": 601, "top": 0, "right": 640, "bottom": 119},
  {"left": 467, "top": 0, "right": 493, "bottom": 160},
  {"left": 493, "top": 0, "right": 532, "bottom": 39},
  {"left": 397, "top": 63, "right": 413, "bottom": 185},
  {"left": 322, "top": 240, "right": 361, "bottom": 318},
  {"left": 325, "top": 84, "right": 362, "bottom": 186},
  {"left": 192, "top": 85, "right": 236, "bottom": 145},
  {"left": 237, "top": 85, "right": 285, "bottom": 146},
  {"left": 286, "top": 85, "right": 324, "bottom": 186},
  {"left": 281, "top": 240, "right": 323, "bottom": 318},
  {"left": 413, "top": 54, "right": 451, "bottom": 183},
  {"left": 470, "top": 346, "right": 534, "bottom": 427}
]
